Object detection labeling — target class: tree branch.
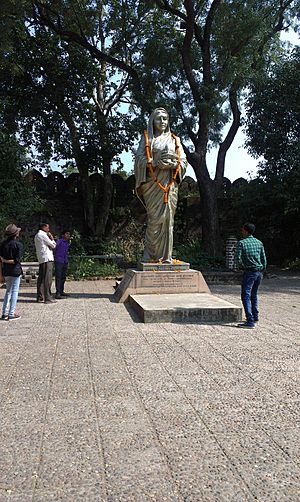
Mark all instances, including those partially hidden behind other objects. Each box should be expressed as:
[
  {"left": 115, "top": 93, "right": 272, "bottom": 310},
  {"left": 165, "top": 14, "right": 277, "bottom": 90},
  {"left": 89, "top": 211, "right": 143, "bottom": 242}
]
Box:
[
  {"left": 181, "top": 1, "right": 202, "bottom": 113},
  {"left": 105, "top": 75, "right": 130, "bottom": 115},
  {"left": 153, "top": 0, "right": 187, "bottom": 22},
  {"left": 251, "top": 0, "right": 295, "bottom": 70},
  {"left": 215, "top": 82, "right": 241, "bottom": 187},
  {"left": 32, "top": 1, "right": 141, "bottom": 85},
  {"left": 202, "top": 0, "right": 221, "bottom": 86}
]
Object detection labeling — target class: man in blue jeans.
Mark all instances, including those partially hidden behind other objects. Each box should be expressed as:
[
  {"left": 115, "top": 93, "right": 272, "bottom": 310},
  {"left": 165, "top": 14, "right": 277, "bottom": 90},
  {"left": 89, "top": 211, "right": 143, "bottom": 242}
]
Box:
[
  {"left": 54, "top": 230, "right": 71, "bottom": 299},
  {"left": 235, "top": 223, "right": 267, "bottom": 329},
  {"left": 0, "top": 224, "right": 23, "bottom": 320}
]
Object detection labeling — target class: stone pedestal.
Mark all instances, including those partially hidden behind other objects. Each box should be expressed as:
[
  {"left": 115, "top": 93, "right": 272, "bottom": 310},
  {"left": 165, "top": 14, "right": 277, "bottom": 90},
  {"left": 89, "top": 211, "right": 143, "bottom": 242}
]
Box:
[
  {"left": 114, "top": 268, "right": 210, "bottom": 303},
  {"left": 113, "top": 264, "right": 242, "bottom": 323}
]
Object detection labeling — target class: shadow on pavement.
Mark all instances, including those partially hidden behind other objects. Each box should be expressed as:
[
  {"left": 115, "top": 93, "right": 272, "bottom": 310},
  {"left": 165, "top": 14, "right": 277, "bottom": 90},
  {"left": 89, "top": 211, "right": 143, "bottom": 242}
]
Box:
[
  {"left": 211, "top": 275, "right": 300, "bottom": 296},
  {"left": 17, "top": 292, "right": 115, "bottom": 300}
]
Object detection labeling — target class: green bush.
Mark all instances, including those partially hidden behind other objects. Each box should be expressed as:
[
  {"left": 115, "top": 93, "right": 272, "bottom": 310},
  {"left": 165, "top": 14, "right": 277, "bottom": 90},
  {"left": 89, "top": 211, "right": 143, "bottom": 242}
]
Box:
[
  {"left": 173, "top": 239, "right": 225, "bottom": 270},
  {"left": 69, "top": 229, "right": 86, "bottom": 256},
  {"left": 0, "top": 132, "right": 45, "bottom": 231},
  {"left": 21, "top": 234, "right": 37, "bottom": 262},
  {"left": 101, "top": 220, "right": 144, "bottom": 266},
  {"left": 68, "top": 224, "right": 144, "bottom": 266},
  {"left": 67, "top": 257, "right": 121, "bottom": 280}
]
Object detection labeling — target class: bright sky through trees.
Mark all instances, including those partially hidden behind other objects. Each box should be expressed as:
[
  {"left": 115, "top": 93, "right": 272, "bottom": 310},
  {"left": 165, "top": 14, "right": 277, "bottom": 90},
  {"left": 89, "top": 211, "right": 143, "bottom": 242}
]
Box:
[
  {"left": 203, "top": 29, "right": 300, "bottom": 182},
  {"left": 51, "top": 29, "right": 299, "bottom": 182}
]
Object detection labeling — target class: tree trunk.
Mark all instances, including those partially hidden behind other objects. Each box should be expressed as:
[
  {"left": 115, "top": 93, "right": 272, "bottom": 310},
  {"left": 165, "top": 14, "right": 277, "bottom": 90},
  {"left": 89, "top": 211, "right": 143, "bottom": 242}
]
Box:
[
  {"left": 95, "top": 157, "right": 113, "bottom": 237},
  {"left": 188, "top": 152, "right": 221, "bottom": 257},
  {"left": 58, "top": 101, "right": 96, "bottom": 235},
  {"left": 79, "top": 165, "right": 95, "bottom": 235},
  {"left": 198, "top": 178, "right": 221, "bottom": 257}
]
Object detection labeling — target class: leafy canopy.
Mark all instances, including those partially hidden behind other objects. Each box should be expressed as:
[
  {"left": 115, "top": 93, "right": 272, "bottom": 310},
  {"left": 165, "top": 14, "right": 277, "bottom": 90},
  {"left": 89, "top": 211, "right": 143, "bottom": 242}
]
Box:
[{"left": 246, "top": 48, "right": 300, "bottom": 179}]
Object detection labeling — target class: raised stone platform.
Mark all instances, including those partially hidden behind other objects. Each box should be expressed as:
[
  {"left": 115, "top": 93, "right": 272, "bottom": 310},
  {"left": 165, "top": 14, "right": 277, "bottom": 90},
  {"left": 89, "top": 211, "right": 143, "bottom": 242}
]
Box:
[
  {"left": 114, "top": 268, "right": 210, "bottom": 303},
  {"left": 129, "top": 293, "right": 242, "bottom": 323},
  {"left": 114, "top": 263, "right": 243, "bottom": 323}
]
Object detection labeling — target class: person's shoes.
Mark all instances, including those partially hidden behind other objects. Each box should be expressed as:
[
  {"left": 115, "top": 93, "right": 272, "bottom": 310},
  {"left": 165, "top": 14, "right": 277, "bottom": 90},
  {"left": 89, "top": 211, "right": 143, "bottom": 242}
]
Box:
[
  {"left": 61, "top": 292, "right": 69, "bottom": 297},
  {"left": 44, "top": 299, "right": 57, "bottom": 304},
  {"left": 55, "top": 295, "right": 63, "bottom": 299},
  {"left": 8, "top": 314, "right": 21, "bottom": 321},
  {"left": 237, "top": 321, "right": 255, "bottom": 329},
  {"left": 36, "top": 298, "right": 44, "bottom": 303},
  {"left": 1, "top": 314, "right": 9, "bottom": 321},
  {"left": 254, "top": 318, "right": 259, "bottom": 323}
]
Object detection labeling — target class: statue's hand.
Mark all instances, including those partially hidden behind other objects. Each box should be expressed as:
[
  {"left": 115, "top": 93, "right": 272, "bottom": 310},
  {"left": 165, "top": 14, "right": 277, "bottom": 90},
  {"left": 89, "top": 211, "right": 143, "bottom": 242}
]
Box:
[
  {"left": 163, "top": 152, "right": 177, "bottom": 162},
  {"left": 157, "top": 152, "right": 178, "bottom": 169},
  {"left": 157, "top": 159, "right": 171, "bottom": 169}
]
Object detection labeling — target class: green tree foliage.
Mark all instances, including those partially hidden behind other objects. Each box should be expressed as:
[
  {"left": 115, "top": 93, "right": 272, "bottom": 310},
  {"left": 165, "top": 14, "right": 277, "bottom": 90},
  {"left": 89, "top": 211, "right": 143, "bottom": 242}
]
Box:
[
  {"left": 226, "top": 176, "right": 299, "bottom": 264},
  {"left": 242, "top": 49, "right": 300, "bottom": 262},
  {"left": 1, "top": 1, "right": 299, "bottom": 256},
  {"left": 0, "top": 0, "right": 142, "bottom": 237},
  {"left": 133, "top": 0, "right": 299, "bottom": 255},
  {"left": 246, "top": 48, "right": 300, "bottom": 179},
  {"left": 0, "top": 131, "right": 44, "bottom": 230}
]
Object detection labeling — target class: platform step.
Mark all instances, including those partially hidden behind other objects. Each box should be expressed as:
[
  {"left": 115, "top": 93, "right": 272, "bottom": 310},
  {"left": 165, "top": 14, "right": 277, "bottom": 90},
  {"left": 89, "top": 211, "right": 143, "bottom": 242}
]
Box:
[{"left": 129, "top": 293, "right": 242, "bottom": 324}]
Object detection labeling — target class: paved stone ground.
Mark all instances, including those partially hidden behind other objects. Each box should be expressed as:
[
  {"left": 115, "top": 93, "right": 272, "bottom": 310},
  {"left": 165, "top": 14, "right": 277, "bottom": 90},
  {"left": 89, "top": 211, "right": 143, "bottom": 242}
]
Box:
[{"left": 0, "top": 273, "right": 299, "bottom": 502}]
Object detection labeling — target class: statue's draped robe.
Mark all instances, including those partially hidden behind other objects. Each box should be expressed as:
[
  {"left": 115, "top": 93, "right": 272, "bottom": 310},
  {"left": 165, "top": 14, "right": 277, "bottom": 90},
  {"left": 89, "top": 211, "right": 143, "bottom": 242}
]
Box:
[{"left": 135, "top": 132, "right": 187, "bottom": 262}]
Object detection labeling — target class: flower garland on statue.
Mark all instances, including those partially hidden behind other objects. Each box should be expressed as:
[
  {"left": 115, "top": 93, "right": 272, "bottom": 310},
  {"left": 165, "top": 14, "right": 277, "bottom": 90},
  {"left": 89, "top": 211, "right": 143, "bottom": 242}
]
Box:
[{"left": 143, "top": 129, "right": 181, "bottom": 204}]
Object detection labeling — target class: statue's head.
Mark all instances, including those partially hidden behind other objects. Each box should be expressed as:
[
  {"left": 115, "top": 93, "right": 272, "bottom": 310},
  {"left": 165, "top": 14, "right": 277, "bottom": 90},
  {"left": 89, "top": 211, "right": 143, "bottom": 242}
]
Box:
[{"left": 148, "top": 108, "right": 170, "bottom": 137}]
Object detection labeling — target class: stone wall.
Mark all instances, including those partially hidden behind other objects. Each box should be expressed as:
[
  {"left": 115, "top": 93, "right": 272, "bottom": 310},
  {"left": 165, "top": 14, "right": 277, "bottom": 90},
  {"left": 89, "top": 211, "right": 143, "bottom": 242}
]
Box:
[
  {"left": 23, "top": 169, "right": 248, "bottom": 236},
  {"left": 21, "top": 170, "right": 252, "bottom": 261},
  {"left": 25, "top": 170, "right": 248, "bottom": 210},
  {"left": 23, "top": 170, "right": 137, "bottom": 235}
]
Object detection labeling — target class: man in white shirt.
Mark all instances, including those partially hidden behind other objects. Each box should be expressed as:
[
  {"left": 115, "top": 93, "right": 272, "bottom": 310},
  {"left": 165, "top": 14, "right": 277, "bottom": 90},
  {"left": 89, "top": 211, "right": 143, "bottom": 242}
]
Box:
[{"left": 34, "top": 223, "right": 56, "bottom": 303}]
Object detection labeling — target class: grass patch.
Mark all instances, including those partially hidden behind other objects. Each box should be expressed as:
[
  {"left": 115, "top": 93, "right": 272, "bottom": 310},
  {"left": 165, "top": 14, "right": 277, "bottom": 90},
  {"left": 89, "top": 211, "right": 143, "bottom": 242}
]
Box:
[
  {"left": 173, "top": 239, "right": 225, "bottom": 270},
  {"left": 67, "top": 257, "right": 121, "bottom": 280}
]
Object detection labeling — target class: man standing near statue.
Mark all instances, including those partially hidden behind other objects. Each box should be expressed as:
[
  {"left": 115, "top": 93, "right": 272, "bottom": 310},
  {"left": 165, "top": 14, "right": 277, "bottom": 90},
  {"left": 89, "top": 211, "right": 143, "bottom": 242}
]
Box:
[
  {"left": 235, "top": 223, "right": 267, "bottom": 329},
  {"left": 34, "top": 223, "right": 56, "bottom": 303}
]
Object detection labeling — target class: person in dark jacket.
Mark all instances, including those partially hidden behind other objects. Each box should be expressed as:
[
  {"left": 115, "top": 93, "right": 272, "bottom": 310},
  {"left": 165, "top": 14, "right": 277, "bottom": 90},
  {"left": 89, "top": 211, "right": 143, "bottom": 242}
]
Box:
[{"left": 0, "top": 224, "right": 23, "bottom": 321}]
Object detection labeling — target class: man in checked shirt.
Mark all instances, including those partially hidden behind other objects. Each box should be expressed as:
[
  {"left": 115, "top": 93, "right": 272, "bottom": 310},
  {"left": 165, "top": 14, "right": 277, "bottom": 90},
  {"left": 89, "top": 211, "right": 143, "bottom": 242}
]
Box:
[{"left": 235, "top": 223, "right": 267, "bottom": 329}]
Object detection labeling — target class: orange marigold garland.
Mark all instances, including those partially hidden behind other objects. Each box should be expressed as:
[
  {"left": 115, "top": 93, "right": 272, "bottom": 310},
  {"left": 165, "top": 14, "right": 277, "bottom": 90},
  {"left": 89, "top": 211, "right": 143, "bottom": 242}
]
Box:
[{"left": 143, "top": 130, "right": 181, "bottom": 204}]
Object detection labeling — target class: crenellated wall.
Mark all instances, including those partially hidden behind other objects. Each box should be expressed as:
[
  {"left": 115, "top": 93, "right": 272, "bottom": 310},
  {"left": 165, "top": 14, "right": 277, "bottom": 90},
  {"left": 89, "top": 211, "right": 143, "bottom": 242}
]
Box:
[{"left": 23, "top": 169, "right": 249, "bottom": 247}]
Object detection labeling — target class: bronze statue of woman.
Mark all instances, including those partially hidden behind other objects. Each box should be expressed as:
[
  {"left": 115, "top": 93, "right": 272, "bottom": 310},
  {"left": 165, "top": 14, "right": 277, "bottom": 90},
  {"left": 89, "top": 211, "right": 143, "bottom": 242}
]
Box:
[{"left": 134, "top": 108, "right": 187, "bottom": 263}]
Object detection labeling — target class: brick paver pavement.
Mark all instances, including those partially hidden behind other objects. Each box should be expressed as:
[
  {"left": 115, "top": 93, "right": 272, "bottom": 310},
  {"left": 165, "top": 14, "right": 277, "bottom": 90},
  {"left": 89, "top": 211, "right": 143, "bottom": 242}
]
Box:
[{"left": 0, "top": 274, "right": 299, "bottom": 501}]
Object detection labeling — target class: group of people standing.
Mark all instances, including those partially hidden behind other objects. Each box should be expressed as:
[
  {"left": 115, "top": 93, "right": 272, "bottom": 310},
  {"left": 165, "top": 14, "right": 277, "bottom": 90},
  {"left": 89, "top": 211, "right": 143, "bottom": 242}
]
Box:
[
  {"left": 0, "top": 220, "right": 266, "bottom": 328},
  {"left": 0, "top": 223, "right": 70, "bottom": 321},
  {"left": 35, "top": 223, "right": 71, "bottom": 303}
]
